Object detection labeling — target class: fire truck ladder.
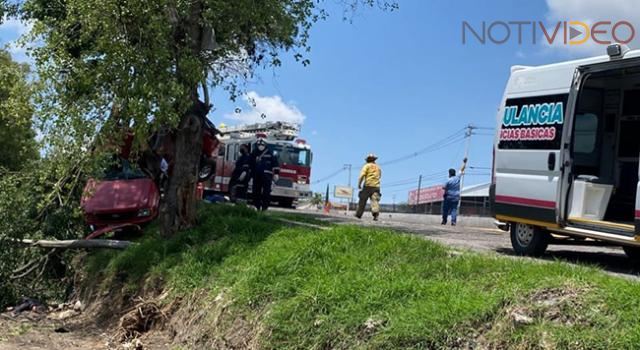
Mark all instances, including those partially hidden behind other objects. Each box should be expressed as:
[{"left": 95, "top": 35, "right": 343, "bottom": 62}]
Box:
[{"left": 219, "top": 121, "right": 300, "bottom": 141}]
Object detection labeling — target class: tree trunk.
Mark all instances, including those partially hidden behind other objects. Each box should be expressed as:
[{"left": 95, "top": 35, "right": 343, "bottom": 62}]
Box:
[
  {"left": 160, "top": 0, "right": 208, "bottom": 237},
  {"left": 160, "top": 105, "right": 204, "bottom": 237}
]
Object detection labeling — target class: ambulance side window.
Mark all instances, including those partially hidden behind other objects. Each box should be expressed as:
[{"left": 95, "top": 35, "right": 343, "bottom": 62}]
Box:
[
  {"left": 574, "top": 113, "right": 598, "bottom": 154},
  {"left": 218, "top": 145, "right": 225, "bottom": 157}
]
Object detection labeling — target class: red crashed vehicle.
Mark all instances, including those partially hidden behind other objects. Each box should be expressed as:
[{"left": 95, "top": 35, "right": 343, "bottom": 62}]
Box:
[
  {"left": 81, "top": 162, "right": 160, "bottom": 239},
  {"left": 81, "top": 117, "right": 220, "bottom": 239}
]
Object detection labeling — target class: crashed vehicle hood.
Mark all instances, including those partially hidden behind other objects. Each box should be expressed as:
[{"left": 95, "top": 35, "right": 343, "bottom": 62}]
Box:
[{"left": 81, "top": 178, "right": 159, "bottom": 213}]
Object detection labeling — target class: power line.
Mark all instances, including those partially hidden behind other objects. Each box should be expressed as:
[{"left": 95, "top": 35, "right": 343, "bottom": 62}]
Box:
[
  {"left": 312, "top": 167, "right": 346, "bottom": 184},
  {"left": 469, "top": 166, "right": 491, "bottom": 170},
  {"left": 312, "top": 124, "right": 484, "bottom": 187},
  {"left": 383, "top": 179, "right": 418, "bottom": 188},
  {"left": 472, "top": 126, "right": 495, "bottom": 130},
  {"left": 382, "top": 176, "right": 420, "bottom": 187},
  {"left": 379, "top": 128, "right": 467, "bottom": 167},
  {"left": 383, "top": 170, "right": 449, "bottom": 188},
  {"left": 380, "top": 136, "right": 467, "bottom": 167}
]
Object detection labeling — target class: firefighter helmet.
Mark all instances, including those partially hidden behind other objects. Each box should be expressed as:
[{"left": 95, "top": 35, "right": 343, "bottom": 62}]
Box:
[{"left": 365, "top": 153, "right": 378, "bottom": 161}]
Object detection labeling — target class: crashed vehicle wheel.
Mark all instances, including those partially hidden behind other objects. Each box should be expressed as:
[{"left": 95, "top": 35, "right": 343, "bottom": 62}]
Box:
[{"left": 198, "top": 157, "right": 216, "bottom": 182}]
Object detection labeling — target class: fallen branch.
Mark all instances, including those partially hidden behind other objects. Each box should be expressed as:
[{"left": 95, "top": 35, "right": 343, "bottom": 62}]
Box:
[
  {"left": 15, "top": 239, "right": 134, "bottom": 250},
  {"left": 10, "top": 249, "right": 58, "bottom": 280}
]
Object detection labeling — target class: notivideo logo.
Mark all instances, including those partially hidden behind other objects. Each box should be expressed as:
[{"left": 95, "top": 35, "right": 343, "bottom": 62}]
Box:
[{"left": 462, "top": 20, "right": 636, "bottom": 46}]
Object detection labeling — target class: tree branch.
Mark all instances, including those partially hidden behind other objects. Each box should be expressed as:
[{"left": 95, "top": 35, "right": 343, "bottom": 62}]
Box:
[{"left": 14, "top": 239, "right": 134, "bottom": 250}]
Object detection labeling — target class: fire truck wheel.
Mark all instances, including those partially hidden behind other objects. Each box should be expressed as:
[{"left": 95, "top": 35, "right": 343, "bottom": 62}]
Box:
[
  {"left": 198, "top": 158, "right": 216, "bottom": 182},
  {"left": 280, "top": 198, "right": 294, "bottom": 208},
  {"left": 510, "top": 222, "right": 550, "bottom": 257},
  {"left": 623, "top": 246, "right": 640, "bottom": 263}
]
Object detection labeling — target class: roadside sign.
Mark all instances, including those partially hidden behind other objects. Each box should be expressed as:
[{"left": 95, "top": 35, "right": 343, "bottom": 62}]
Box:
[
  {"left": 408, "top": 185, "right": 445, "bottom": 205},
  {"left": 334, "top": 186, "right": 353, "bottom": 199}
]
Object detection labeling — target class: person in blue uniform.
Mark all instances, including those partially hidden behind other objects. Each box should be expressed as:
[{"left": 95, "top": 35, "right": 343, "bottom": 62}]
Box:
[
  {"left": 229, "top": 144, "right": 251, "bottom": 202},
  {"left": 442, "top": 158, "right": 467, "bottom": 226},
  {"left": 250, "top": 138, "right": 279, "bottom": 211}
]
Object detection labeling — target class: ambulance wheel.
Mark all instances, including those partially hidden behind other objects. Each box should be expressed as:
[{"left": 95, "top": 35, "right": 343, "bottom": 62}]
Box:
[
  {"left": 622, "top": 246, "right": 640, "bottom": 263},
  {"left": 510, "top": 223, "right": 550, "bottom": 257}
]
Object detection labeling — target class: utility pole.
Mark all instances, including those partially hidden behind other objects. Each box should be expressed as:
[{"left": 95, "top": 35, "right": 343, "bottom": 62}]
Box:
[
  {"left": 458, "top": 124, "right": 475, "bottom": 216},
  {"left": 392, "top": 194, "right": 396, "bottom": 213},
  {"left": 344, "top": 164, "right": 352, "bottom": 214},
  {"left": 415, "top": 174, "right": 422, "bottom": 214}
]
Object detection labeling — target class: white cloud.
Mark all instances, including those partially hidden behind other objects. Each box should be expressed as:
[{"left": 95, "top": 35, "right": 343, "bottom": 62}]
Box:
[
  {"left": 1, "top": 17, "right": 35, "bottom": 63},
  {"left": 224, "top": 91, "right": 306, "bottom": 125},
  {"left": 545, "top": 0, "right": 640, "bottom": 56}
]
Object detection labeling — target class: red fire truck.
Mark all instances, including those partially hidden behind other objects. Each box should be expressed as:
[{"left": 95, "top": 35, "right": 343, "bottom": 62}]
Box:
[{"left": 206, "top": 122, "right": 313, "bottom": 208}]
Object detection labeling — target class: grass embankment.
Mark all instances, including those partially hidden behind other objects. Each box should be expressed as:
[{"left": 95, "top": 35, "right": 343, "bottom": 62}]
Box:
[{"left": 87, "top": 205, "right": 640, "bottom": 349}]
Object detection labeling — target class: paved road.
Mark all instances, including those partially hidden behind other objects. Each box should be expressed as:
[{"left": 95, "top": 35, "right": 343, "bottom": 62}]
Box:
[{"left": 277, "top": 208, "right": 640, "bottom": 280}]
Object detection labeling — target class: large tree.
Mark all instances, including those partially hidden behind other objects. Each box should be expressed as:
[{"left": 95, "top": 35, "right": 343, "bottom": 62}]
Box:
[{"left": 13, "top": 0, "right": 396, "bottom": 236}]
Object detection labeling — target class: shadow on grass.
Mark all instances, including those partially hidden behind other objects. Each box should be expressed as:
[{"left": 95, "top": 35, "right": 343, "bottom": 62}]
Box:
[{"left": 494, "top": 247, "right": 640, "bottom": 277}]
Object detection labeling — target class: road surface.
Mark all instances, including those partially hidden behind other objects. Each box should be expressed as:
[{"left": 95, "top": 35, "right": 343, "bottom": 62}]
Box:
[{"left": 277, "top": 208, "right": 640, "bottom": 280}]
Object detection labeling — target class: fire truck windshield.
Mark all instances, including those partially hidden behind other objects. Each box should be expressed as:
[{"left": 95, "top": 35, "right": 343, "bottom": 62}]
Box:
[{"left": 268, "top": 144, "right": 312, "bottom": 167}]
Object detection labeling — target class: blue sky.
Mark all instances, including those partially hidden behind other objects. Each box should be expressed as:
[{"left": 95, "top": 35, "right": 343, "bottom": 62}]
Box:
[{"left": 1, "top": 0, "right": 635, "bottom": 203}]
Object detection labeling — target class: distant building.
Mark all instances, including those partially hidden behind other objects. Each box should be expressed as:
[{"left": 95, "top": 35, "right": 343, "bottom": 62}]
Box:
[{"left": 376, "top": 183, "right": 492, "bottom": 216}]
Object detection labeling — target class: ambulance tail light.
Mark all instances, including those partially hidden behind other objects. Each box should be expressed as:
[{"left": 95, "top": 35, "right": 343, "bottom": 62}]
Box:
[{"left": 297, "top": 175, "right": 309, "bottom": 184}]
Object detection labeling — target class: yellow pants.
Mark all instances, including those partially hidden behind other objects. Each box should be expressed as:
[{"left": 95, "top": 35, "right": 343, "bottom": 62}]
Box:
[{"left": 356, "top": 186, "right": 381, "bottom": 217}]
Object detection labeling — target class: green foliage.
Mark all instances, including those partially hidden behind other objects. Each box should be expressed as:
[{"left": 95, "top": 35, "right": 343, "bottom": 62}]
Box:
[
  {"left": 311, "top": 192, "right": 324, "bottom": 206},
  {"left": 0, "top": 163, "right": 88, "bottom": 307},
  {"left": 0, "top": 50, "right": 37, "bottom": 171},
  {"left": 0, "top": 48, "right": 90, "bottom": 304},
  {"left": 86, "top": 205, "right": 640, "bottom": 349}
]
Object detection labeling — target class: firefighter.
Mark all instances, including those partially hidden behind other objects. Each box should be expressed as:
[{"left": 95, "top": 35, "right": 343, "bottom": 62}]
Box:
[
  {"left": 250, "top": 138, "right": 279, "bottom": 211},
  {"left": 355, "top": 153, "right": 382, "bottom": 221},
  {"left": 229, "top": 144, "right": 251, "bottom": 203}
]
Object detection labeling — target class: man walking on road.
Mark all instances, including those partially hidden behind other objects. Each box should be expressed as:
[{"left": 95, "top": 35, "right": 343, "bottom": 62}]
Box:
[
  {"left": 355, "top": 153, "right": 382, "bottom": 221},
  {"left": 442, "top": 158, "right": 467, "bottom": 226}
]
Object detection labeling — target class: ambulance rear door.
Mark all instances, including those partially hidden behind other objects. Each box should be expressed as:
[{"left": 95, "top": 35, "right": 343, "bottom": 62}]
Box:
[{"left": 494, "top": 67, "right": 573, "bottom": 227}]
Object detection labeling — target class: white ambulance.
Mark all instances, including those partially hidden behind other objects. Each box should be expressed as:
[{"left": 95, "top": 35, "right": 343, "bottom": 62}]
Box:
[{"left": 492, "top": 44, "right": 640, "bottom": 260}]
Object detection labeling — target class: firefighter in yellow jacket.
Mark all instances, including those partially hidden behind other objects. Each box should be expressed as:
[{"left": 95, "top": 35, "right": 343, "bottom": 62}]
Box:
[{"left": 356, "top": 153, "right": 382, "bottom": 221}]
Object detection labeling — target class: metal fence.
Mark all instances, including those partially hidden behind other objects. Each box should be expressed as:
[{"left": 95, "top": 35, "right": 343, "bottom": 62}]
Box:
[{"left": 352, "top": 196, "right": 492, "bottom": 217}]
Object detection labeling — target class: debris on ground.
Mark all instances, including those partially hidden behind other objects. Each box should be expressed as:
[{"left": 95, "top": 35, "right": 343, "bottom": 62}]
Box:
[
  {"left": 510, "top": 309, "right": 534, "bottom": 325},
  {"left": 116, "top": 298, "right": 167, "bottom": 342},
  {"left": 461, "top": 285, "right": 595, "bottom": 349},
  {"left": 359, "top": 317, "right": 386, "bottom": 339},
  {"left": 73, "top": 300, "right": 83, "bottom": 312}
]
